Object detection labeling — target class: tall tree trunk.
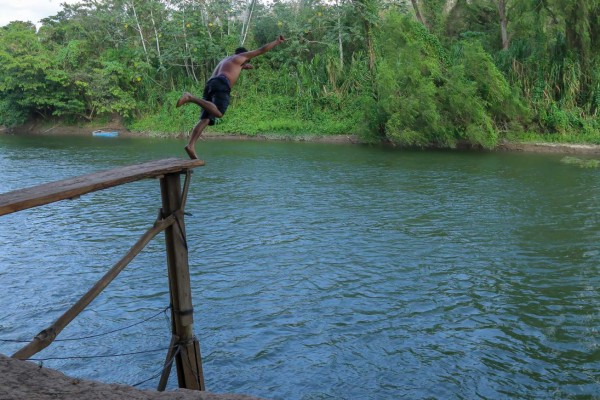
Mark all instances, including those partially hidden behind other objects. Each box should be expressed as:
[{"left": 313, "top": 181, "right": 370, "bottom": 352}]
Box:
[
  {"left": 364, "top": 21, "right": 375, "bottom": 73},
  {"left": 227, "top": 12, "right": 231, "bottom": 36},
  {"left": 194, "top": 0, "right": 212, "bottom": 40},
  {"left": 496, "top": 0, "right": 509, "bottom": 50},
  {"left": 129, "top": 1, "right": 149, "bottom": 63},
  {"left": 336, "top": 0, "right": 344, "bottom": 68},
  {"left": 181, "top": 7, "right": 198, "bottom": 83},
  {"left": 410, "top": 0, "right": 431, "bottom": 31},
  {"left": 444, "top": 0, "right": 459, "bottom": 14},
  {"left": 241, "top": 0, "right": 257, "bottom": 46},
  {"left": 564, "top": 0, "right": 591, "bottom": 57},
  {"left": 352, "top": 0, "right": 376, "bottom": 73},
  {"left": 150, "top": 8, "right": 162, "bottom": 68}
]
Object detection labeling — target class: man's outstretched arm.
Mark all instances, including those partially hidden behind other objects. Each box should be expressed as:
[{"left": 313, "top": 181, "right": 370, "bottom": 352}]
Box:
[{"left": 238, "top": 35, "right": 285, "bottom": 63}]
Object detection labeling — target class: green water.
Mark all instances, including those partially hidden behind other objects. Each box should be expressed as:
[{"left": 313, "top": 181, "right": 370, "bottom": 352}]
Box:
[{"left": 0, "top": 134, "right": 598, "bottom": 399}]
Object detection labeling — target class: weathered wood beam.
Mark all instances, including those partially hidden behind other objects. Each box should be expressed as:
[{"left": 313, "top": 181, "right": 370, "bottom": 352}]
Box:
[{"left": 0, "top": 158, "right": 204, "bottom": 216}]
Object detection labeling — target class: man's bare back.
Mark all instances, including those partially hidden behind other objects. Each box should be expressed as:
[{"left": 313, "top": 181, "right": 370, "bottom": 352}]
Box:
[
  {"left": 211, "top": 55, "right": 246, "bottom": 87},
  {"left": 177, "top": 36, "right": 285, "bottom": 159}
]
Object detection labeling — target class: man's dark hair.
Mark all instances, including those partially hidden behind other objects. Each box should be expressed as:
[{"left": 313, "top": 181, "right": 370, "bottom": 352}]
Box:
[{"left": 235, "top": 47, "right": 248, "bottom": 54}]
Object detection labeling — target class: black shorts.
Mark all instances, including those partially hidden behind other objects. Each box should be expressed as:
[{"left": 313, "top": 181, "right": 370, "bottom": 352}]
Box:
[{"left": 201, "top": 75, "right": 231, "bottom": 125}]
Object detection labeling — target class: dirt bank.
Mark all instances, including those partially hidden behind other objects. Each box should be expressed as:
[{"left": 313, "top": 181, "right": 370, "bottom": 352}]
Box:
[
  {"left": 4, "top": 122, "right": 600, "bottom": 154},
  {"left": 496, "top": 141, "right": 600, "bottom": 154},
  {"left": 0, "top": 354, "right": 264, "bottom": 400},
  {"left": 2, "top": 121, "right": 360, "bottom": 143},
  {"left": 2, "top": 120, "right": 148, "bottom": 138}
]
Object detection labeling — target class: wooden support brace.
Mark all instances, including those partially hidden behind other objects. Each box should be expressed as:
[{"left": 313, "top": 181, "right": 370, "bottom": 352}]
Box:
[
  {"left": 180, "top": 170, "right": 192, "bottom": 212},
  {"left": 157, "top": 335, "right": 180, "bottom": 391},
  {"left": 12, "top": 213, "right": 178, "bottom": 360}
]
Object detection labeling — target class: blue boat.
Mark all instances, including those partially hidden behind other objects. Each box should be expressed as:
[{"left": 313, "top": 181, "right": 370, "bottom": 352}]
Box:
[{"left": 92, "top": 130, "right": 119, "bottom": 137}]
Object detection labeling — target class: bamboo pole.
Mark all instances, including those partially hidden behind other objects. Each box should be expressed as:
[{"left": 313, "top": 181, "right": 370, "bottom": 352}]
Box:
[{"left": 12, "top": 213, "right": 178, "bottom": 360}]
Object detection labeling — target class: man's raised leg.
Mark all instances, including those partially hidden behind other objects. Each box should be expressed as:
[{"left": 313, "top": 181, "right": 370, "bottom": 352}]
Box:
[{"left": 176, "top": 92, "right": 223, "bottom": 118}]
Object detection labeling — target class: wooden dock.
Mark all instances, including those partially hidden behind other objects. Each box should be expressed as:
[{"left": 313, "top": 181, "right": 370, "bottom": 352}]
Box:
[{"left": 0, "top": 158, "right": 207, "bottom": 391}]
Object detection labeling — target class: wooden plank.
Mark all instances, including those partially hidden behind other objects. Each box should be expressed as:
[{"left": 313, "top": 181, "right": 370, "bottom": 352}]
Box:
[{"left": 0, "top": 158, "right": 204, "bottom": 216}]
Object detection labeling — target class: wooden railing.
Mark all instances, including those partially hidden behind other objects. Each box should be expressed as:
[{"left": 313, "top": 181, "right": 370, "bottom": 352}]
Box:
[{"left": 0, "top": 158, "right": 206, "bottom": 391}]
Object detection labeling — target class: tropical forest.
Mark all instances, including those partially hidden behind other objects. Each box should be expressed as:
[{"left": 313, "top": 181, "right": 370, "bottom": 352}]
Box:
[{"left": 0, "top": 0, "right": 599, "bottom": 148}]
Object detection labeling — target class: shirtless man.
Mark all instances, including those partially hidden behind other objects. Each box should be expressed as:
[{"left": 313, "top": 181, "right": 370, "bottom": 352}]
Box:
[{"left": 177, "top": 35, "right": 286, "bottom": 159}]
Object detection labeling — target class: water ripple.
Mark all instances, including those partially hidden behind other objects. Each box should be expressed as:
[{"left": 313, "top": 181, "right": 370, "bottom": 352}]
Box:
[{"left": 1, "top": 137, "right": 599, "bottom": 399}]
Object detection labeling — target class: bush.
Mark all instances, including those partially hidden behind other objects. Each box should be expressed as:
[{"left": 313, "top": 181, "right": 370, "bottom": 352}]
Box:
[{"left": 374, "top": 13, "right": 507, "bottom": 148}]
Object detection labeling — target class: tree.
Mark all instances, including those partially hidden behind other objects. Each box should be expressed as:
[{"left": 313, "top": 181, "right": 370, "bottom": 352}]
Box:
[
  {"left": 351, "top": 0, "right": 378, "bottom": 73},
  {"left": 495, "top": 0, "right": 509, "bottom": 49},
  {"left": 0, "top": 22, "right": 53, "bottom": 126},
  {"left": 410, "top": 0, "right": 431, "bottom": 30}
]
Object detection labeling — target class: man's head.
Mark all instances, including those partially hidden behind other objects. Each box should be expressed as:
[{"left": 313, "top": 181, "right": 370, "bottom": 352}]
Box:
[{"left": 235, "top": 47, "right": 248, "bottom": 55}]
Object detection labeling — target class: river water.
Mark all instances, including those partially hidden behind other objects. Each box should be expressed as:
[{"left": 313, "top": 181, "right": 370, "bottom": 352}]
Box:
[{"left": 0, "top": 134, "right": 598, "bottom": 399}]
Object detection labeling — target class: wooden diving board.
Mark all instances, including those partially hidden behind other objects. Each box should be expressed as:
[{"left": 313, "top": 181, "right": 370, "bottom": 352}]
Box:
[{"left": 0, "top": 158, "right": 204, "bottom": 216}]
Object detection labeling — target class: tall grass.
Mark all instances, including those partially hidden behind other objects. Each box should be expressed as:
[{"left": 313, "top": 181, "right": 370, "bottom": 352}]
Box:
[
  {"left": 497, "top": 30, "right": 599, "bottom": 138},
  {"left": 128, "top": 60, "right": 366, "bottom": 137}
]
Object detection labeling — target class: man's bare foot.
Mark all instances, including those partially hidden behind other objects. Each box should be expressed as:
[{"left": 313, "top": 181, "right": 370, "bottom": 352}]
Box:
[
  {"left": 184, "top": 145, "right": 198, "bottom": 159},
  {"left": 176, "top": 92, "right": 193, "bottom": 108}
]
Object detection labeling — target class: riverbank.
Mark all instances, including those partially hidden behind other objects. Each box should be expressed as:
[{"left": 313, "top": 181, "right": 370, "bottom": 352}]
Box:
[
  {"left": 0, "top": 354, "right": 263, "bottom": 400},
  {"left": 495, "top": 141, "right": 600, "bottom": 154},
  {"left": 1, "top": 121, "right": 362, "bottom": 144},
  {"left": 3, "top": 121, "right": 600, "bottom": 154}
]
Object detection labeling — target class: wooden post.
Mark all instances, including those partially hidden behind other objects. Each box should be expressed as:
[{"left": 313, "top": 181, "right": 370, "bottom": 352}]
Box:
[{"left": 160, "top": 172, "right": 205, "bottom": 390}]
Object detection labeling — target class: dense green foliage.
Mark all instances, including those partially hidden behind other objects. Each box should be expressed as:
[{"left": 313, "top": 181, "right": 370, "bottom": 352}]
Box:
[{"left": 0, "top": 0, "right": 598, "bottom": 147}]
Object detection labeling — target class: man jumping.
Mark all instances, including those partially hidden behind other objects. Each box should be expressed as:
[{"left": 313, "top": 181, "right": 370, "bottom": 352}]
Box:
[{"left": 177, "top": 35, "right": 286, "bottom": 159}]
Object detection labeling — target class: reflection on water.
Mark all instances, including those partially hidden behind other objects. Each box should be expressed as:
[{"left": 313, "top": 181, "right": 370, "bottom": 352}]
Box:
[{"left": 0, "top": 134, "right": 599, "bottom": 399}]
